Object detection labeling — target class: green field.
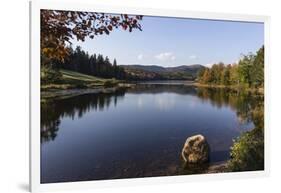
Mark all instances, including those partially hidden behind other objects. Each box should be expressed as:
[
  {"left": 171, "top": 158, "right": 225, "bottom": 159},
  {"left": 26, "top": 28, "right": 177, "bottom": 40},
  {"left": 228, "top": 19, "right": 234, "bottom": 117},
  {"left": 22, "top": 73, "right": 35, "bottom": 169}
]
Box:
[{"left": 41, "top": 69, "right": 119, "bottom": 91}]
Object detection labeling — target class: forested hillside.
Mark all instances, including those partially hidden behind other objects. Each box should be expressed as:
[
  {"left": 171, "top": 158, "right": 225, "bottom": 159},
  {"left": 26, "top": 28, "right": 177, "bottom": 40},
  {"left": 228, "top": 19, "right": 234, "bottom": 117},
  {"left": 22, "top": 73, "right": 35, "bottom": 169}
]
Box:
[
  {"left": 42, "top": 46, "right": 206, "bottom": 83},
  {"left": 122, "top": 64, "right": 205, "bottom": 80},
  {"left": 53, "top": 46, "right": 126, "bottom": 79}
]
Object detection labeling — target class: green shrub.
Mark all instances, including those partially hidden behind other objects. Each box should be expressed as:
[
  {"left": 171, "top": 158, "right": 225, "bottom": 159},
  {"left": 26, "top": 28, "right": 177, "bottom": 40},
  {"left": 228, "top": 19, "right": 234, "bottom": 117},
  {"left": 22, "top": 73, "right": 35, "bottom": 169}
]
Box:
[
  {"left": 104, "top": 80, "right": 117, "bottom": 88},
  {"left": 41, "top": 66, "right": 62, "bottom": 85},
  {"left": 228, "top": 128, "right": 264, "bottom": 171}
]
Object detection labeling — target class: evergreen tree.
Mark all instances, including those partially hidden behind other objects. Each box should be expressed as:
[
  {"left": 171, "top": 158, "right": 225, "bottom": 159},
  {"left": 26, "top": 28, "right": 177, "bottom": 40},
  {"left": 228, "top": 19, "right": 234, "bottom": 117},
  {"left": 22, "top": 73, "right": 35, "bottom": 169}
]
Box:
[{"left": 56, "top": 46, "right": 126, "bottom": 80}]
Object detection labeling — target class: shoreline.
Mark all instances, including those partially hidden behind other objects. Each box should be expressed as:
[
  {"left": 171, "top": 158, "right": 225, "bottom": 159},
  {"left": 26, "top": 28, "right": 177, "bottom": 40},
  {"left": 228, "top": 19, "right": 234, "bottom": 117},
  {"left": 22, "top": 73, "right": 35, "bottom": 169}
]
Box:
[
  {"left": 41, "top": 80, "right": 263, "bottom": 100},
  {"left": 40, "top": 81, "right": 254, "bottom": 175},
  {"left": 206, "top": 161, "right": 229, "bottom": 173},
  {"left": 41, "top": 83, "right": 135, "bottom": 101},
  {"left": 193, "top": 82, "right": 264, "bottom": 94}
]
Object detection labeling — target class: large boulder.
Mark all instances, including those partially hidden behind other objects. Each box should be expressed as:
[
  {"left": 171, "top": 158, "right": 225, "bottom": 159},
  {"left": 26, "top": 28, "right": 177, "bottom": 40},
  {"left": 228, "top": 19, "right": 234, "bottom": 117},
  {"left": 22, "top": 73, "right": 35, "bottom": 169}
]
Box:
[{"left": 181, "top": 134, "right": 210, "bottom": 164}]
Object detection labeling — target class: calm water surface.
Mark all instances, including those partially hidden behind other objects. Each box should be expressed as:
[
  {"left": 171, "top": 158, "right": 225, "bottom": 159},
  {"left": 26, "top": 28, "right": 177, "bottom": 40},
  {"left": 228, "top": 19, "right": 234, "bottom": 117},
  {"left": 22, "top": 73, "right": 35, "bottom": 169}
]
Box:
[{"left": 41, "top": 83, "right": 260, "bottom": 183}]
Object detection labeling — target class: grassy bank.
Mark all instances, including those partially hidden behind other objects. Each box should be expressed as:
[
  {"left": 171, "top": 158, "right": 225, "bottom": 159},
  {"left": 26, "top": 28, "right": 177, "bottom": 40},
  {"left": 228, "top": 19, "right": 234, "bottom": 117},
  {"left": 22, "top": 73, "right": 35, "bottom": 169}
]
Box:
[
  {"left": 193, "top": 82, "right": 264, "bottom": 94},
  {"left": 41, "top": 69, "right": 120, "bottom": 91}
]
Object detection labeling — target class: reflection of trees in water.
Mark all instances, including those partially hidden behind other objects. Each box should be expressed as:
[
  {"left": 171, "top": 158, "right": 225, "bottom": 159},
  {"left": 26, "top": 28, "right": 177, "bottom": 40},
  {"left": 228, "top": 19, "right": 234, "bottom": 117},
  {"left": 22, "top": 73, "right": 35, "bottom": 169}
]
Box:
[
  {"left": 41, "top": 85, "right": 264, "bottom": 145},
  {"left": 41, "top": 88, "right": 126, "bottom": 143},
  {"left": 196, "top": 87, "right": 264, "bottom": 171},
  {"left": 196, "top": 87, "right": 264, "bottom": 129}
]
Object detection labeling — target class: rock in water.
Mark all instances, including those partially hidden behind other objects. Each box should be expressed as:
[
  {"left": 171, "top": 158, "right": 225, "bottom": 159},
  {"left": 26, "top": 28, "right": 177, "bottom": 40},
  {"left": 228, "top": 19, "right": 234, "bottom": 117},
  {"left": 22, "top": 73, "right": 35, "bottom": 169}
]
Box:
[{"left": 182, "top": 134, "right": 210, "bottom": 164}]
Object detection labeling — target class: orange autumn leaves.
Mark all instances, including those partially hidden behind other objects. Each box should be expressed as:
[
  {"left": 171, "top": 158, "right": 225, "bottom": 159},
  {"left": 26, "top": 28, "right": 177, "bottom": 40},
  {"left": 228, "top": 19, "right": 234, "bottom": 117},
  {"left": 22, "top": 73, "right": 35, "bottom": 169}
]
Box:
[{"left": 41, "top": 10, "right": 143, "bottom": 64}]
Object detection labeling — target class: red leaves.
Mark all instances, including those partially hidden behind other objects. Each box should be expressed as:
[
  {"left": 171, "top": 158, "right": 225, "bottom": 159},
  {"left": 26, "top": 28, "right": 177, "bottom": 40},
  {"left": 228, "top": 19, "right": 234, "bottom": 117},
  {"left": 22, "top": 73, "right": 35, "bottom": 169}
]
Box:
[
  {"left": 122, "top": 24, "right": 128, "bottom": 30},
  {"left": 41, "top": 9, "right": 143, "bottom": 62},
  {"left": 107, "top": 25, "right": 113, "bottom": 31}
]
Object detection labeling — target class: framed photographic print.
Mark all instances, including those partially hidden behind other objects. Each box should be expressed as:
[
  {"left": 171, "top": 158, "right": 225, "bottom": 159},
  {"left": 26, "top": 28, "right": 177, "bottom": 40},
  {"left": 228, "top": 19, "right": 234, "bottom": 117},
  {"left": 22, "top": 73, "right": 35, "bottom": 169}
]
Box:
[{"left": 30, "top": 0, "right": 270, "bottom": 192}]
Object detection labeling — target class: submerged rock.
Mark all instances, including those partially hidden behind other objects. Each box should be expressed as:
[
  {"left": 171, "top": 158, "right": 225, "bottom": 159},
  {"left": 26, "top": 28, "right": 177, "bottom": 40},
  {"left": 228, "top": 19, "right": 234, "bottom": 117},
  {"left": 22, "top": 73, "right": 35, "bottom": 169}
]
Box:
[{"left": 181, "top": 134, "right": 210, "bottom": 164}]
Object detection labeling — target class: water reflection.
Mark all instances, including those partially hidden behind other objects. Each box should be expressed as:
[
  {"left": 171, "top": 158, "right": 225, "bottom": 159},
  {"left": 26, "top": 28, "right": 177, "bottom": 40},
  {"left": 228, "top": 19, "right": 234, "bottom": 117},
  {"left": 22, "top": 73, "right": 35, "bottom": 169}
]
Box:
[
  {"left": 196, "top": 87, "right": 264, "bottom": 127},
  {"left": 41, "top": 85, "right": 263, "bottom": 143},
  {"left": 41, "top": 88, "right": 126, "bottom": 143},
  {"left": 40, "top": 84, "right": 263, "bottom": 183}
]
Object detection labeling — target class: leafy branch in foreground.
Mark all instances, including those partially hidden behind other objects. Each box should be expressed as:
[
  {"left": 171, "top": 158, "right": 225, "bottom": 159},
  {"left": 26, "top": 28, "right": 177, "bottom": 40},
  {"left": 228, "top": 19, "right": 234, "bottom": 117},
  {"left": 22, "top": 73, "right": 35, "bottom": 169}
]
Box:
[{"left": 41, "top": 9, "right": 143, "bottom": 64}]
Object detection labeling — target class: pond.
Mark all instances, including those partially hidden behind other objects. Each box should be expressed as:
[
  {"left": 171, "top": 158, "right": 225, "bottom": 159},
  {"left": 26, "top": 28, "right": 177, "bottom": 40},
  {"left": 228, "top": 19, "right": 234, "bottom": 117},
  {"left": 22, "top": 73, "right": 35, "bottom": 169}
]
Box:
[{"left": 40, "top": 83, "right": 262, "bottom": 183}]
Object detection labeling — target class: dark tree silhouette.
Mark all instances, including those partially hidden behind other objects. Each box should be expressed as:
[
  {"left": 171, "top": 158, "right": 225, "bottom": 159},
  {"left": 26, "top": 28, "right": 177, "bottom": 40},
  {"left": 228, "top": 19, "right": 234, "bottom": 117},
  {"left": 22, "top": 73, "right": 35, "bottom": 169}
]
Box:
[{"left": 57, "top": 46, "right": 126, "bottom": 79}]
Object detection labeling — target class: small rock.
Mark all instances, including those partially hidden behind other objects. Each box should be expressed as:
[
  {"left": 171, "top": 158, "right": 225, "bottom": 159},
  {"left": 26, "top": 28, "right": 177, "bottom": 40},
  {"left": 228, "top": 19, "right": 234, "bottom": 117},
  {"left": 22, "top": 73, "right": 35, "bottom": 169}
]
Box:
[
  {"left": 182, "top": 134, "right": 210, "bottom": 164},
  {"left": 207, "top": 162, "right": 228, "bottom": 173}
]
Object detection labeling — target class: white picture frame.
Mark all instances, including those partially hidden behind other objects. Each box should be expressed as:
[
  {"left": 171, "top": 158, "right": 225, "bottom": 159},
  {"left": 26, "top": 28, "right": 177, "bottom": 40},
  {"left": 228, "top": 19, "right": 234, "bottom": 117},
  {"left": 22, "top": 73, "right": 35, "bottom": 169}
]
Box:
[{"left": 30, "top": 0, "right": 270, "bottom": 192}]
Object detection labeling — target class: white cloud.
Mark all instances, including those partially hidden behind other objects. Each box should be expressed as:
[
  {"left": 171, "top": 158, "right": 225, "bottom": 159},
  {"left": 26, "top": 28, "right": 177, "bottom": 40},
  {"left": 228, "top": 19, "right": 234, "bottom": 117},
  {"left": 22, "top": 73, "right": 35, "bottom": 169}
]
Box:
[
  {"left": 137, "top": 54, "right": 143, "bottom": 60},
  {"left": 155, "top": 52, "right": 176, "bottom": 61},
  {"left": 189, "top": 55, "right": 197, "bottom": 60}
]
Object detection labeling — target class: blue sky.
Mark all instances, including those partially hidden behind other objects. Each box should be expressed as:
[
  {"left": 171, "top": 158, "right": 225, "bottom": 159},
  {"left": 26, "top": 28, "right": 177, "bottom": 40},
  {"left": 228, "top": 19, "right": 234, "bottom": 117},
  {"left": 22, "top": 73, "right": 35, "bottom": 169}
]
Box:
[{"left": 72, "top": 15, "right": 264, "bottom": 67}]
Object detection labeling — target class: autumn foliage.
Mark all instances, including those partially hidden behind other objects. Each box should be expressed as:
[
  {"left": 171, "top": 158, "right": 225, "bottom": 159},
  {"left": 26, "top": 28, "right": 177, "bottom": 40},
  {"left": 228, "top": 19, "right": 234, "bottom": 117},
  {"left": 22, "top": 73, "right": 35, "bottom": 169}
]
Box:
[
  {"left": 41, "top": 9, "right": 143, "bottom": 64},
  {"left": 197, "top": 46, "right": 264, "bottom": 89}
]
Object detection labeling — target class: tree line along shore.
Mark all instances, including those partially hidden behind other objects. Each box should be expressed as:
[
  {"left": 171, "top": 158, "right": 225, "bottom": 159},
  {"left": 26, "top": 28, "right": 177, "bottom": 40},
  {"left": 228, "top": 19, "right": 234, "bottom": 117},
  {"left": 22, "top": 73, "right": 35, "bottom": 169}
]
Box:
[{"left": 41, "top": 46, "right": 264, "bottom": 95}]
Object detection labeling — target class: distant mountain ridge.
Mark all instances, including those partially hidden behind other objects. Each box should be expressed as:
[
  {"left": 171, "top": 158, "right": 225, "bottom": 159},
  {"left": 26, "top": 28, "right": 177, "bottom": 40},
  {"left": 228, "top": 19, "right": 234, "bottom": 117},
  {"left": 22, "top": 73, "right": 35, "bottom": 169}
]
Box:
[{"left": 121, "top": 64, "right": 205, "bottom": 80}]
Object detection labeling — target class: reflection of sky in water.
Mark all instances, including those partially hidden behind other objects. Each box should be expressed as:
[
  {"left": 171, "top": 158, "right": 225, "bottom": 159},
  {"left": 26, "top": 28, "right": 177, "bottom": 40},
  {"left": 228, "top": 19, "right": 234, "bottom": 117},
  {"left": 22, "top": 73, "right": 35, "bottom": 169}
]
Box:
[{"left": 136, "top": 93, "right": 199, "bottom": 111}]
